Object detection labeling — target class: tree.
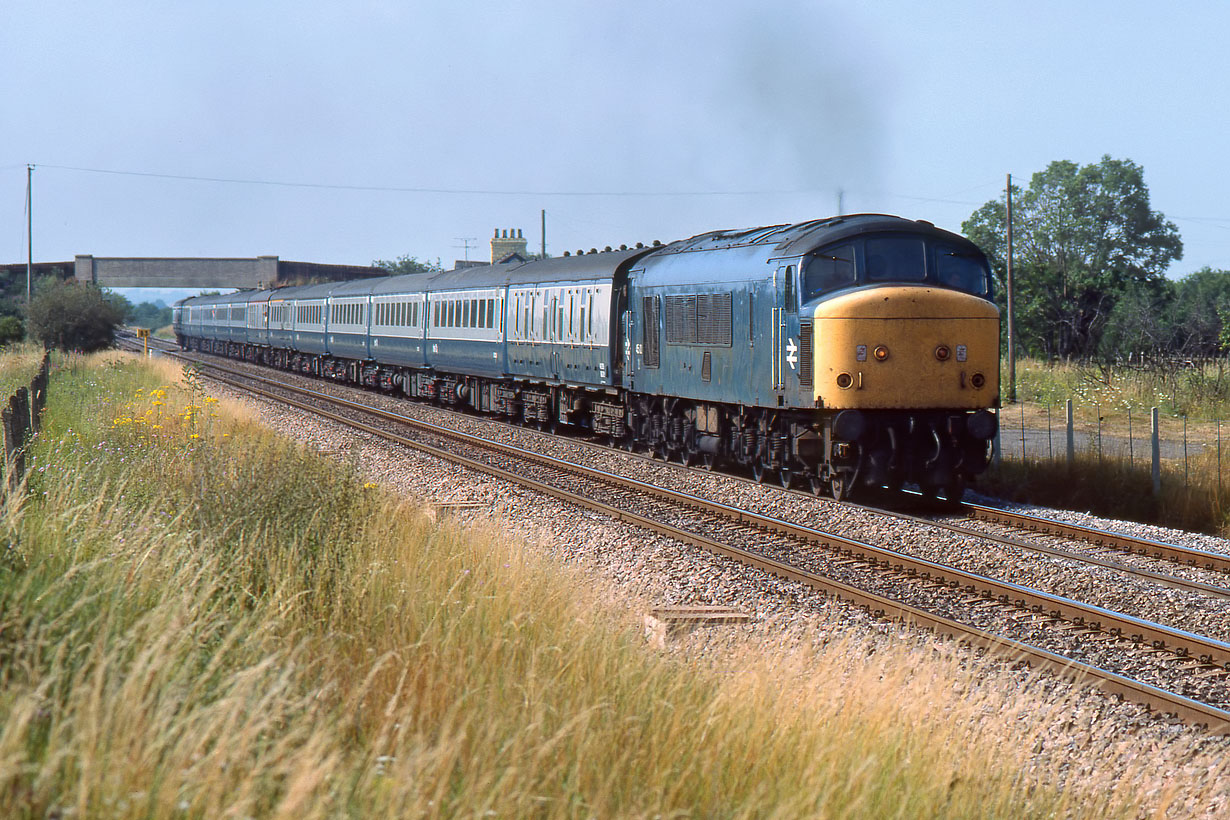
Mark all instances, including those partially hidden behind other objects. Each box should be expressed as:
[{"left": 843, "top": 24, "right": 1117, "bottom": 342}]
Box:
[
  {"left": 371, "top": 255, "right": 443, "bottom": 276},
  {"left": 0, "top": 315, "right": 23, "bottom": 346},
  {"left": 128, "top": 300, "right": 173, "bottom": 329},
  {"left": 27, "top": 279, "right": 126, "bottom": 352},
  {"left": 1165, "top": 268, "right": 1230, "bottom": 356},
  {"left": 963, "top": 156, "right": 1182, "bottom": 360}
]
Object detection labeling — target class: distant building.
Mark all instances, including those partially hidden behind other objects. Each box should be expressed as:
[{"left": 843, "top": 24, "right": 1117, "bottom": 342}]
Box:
[{"left": 491, "top": 228, "right": 527, "bottom": 264}]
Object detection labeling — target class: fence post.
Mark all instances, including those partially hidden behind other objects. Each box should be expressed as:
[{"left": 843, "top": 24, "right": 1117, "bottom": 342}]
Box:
[
  {"left": 1128, "top": 408, "right": 1134, "bottom": 468},
  {"left": 1066, "top": 399, "right": 1075, "bottom": 467},
  {"left": 1152, "top": 407, "right": 1161, "bottom": 496},
  {"left": 2, "top": 402, "right": 13, "bottom": 495},
  {"left": 13, "top": 388, "right": 28, "bottom": 480}
]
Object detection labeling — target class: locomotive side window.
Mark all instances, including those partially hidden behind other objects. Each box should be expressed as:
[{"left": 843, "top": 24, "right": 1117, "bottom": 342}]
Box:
[
  {"left": 804, "top": 244, "right": 856, "bottom": 299},
  {"left": 935, "top": 244, "right": 990, "bottom": 296},
  {"left": 866, "top": 237, "right": 926, "bottom": 282},
  {"left": 784, "top": 265, "right": 796, "bottom": 312}
]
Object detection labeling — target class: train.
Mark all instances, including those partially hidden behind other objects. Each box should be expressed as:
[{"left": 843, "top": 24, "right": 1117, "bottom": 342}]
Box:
[{"left": 173, "top": 214, "right": 1000, "bottom": 501}]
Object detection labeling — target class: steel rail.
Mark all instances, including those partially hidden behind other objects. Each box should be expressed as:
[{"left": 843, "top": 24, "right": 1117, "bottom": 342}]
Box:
[
  {"left": 180, "top": 360, "right": 1230, "bottom": 730},
  {"left": 145, "top": 342, "right": 1230, "bottom": 602},
  {"left": 850, "top": 501, "right": 1230, "bottom": 602},
  {"left": 962, "top": 501, "right": 1230, "bottom": 574},
  {"left": 185, "top": 356, "right": 1230, "bottom": 671},
  {"left": 144, "top": 334, "right": 1230, "bottom": 589}
]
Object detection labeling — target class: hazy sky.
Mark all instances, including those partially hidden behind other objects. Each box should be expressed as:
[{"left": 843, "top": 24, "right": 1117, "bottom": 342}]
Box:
[{"left": 3, "top": 0, "right": 1228, "bottom": 288}]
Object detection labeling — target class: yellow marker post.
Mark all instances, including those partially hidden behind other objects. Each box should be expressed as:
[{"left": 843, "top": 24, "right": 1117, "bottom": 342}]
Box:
[{"left": 137, "top": 327, "right": 150, "bottom": 357}]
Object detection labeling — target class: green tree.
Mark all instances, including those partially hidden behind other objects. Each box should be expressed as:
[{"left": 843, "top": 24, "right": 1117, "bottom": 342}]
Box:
[
  {"left": 1097, "top": 280, "right": 1172, "bottom": 361},
  {"left": 128, "top": 300, "right": 173, "bottom": 329},
  {"left": 1165, "top": 268, "right": 1230, "bottom": 356},
  {"left": 27, "top": 279, "right": 126, "bottom": 352},
  {"left": 371, "top": 255, "right": 443, "bottom": 276},
  {"left": 963, "top": 156, "right": 1182, "bottom": 360},
  {"left": 0, "top": 315, "right": 23, "bottom": 346}
]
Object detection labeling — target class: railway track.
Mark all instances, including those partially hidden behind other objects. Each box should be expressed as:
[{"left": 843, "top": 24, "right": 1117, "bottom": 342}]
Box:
[{"left": 123, "top": 337, "right": 1230, "bottom": 731}]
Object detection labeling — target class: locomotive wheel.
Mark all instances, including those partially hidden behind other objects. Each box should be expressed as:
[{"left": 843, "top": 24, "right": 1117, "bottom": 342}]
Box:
[
  {"left": 830, "top": 474, "right": 849, "bottom": 502},
  {"left": 700, "top": 453, "right": 717, "bottom": 471},
  {"left": 778, "top": 468, "right": 794, "bottom": 489},
  {"left": 752, "top": 461, "right": 768, "bottom": 483},
  {"left": 808, "top": 474, "right": 825, "bottom": 495},
  {"left": 944, "top": 478, "right": 967, "bottom": 504}
]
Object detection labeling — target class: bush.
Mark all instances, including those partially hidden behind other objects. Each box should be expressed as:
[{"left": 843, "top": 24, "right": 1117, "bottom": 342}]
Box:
[
  {"left": 26, "top": 279, "right": 125, "bottom": 352},
  {"left": 0, "top": 315, "right": 22, "bottom": 345}
]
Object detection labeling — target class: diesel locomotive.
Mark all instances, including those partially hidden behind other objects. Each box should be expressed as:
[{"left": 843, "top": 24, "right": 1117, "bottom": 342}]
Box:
[{"left": 174, "top": 214, "right": 1000, "bottom": 500}]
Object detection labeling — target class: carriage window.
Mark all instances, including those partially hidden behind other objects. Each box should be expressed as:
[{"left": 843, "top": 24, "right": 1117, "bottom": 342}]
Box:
[
  {"left": 783, "top": 265, "right": 796, "bottom": 312},
  {"left": 486, "top": 299, "right": 495, "bottom": 330},
  {"left": 804, "top": 243, "right": 857, "bottom": 299},
  {"left": 865, "top": 236, "right": 926, "bottom": 282}
]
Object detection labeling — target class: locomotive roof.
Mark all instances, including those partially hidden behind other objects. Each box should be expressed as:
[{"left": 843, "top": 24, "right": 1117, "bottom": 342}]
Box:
[{"left": 653, "top": 214, "right": 979, "bottom": 259}]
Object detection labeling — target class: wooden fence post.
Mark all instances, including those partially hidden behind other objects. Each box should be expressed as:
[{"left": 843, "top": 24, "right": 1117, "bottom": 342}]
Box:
[{"left": 1152, "top": 407, "right": 1161, "bottom": 496}]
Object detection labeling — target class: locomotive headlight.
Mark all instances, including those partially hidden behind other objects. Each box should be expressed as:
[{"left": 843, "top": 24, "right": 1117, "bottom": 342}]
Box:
[
  {"left": 935, "top": 345, "right": 951, "bottom": 362},
  {"left": 970, "top": 372, "right": 986, "bottom": 389},
  {"left": 872, "top": 345, "right": 889, "bottom": 362},
  {"left": 836, "top": 372, "right": 854, "bottom": 389}
]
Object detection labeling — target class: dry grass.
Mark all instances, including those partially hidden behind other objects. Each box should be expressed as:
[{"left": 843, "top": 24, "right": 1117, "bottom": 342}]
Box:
[
  {"left": 0, "top": 350, "right": 1217, "bottom": 817},
  {"left": 0, "top": 344, "right": 44, "bottom": 400}
]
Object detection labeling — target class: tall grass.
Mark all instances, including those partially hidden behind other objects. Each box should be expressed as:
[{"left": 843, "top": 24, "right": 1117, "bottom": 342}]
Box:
[
  {"left": 0, "top": 351, "right": 1203, "bottom": 817},
  {"left": 995, "top": 358, "right": 1230, "bottom": 534},
  {"left": 0, "top": 343, "right": 44, "bottom": 400},
  {"left": 1012, "top": 356, "right": 1230, "bottom": 420}
]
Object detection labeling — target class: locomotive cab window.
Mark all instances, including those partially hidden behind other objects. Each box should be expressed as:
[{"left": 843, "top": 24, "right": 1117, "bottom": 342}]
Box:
[
  {"left": 866, "top": 237, "right": 926, "bottom": 282},
  {"left": 804, "top": 243, "right": 856, "bottom": 300},
  {"left": 935, "top": 244, "right": 990, "bottom": 296}
]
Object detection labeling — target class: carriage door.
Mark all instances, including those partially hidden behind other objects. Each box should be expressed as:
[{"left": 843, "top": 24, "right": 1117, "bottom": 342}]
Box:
[{"left": 772, "top": 265, "right": 798, "bottom": 394}]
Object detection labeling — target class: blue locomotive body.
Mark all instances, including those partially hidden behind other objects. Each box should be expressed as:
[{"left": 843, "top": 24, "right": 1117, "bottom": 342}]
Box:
[{"left": 174, "top": 215, "right": 1001, "bottom": 499}]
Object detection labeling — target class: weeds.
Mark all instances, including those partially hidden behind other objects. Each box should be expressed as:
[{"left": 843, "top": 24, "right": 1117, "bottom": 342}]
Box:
[{"left": 0, "top": 350, "right": 1210, "bottom": 817}]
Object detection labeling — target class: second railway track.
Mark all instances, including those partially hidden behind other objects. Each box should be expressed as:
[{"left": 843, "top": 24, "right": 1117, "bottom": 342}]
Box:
[{"left": 134, "top": 340, "right": 1230, "bottom": 731}]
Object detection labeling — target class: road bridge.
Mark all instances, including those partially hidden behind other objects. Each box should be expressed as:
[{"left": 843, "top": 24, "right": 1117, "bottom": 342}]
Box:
[{"left": 72, "top": 255, "right": 383, "bottom": 289}]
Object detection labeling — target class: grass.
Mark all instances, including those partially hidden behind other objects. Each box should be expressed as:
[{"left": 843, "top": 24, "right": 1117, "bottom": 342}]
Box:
[
  {"left": 1010, "top": 356, "right": 1230, "bottom": 421},
  {"left": 0, "top": 350, "right": 1220, "bottom": 817},
  {"left": 0, "top": 344, "right": 45, "bottom": 401},
  {"left": 989, "top": 358, "right": 1230, "bottom": 534}
]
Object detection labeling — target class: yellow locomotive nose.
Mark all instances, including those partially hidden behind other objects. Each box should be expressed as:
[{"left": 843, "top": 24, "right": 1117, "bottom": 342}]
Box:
[{"left": 812, "top": 286, "right": 999, "bottom": 410}]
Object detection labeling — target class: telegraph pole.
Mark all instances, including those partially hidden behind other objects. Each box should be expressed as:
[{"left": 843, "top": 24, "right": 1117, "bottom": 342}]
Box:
[
  {"left": 541, "top": 209, "right": 547, "bottom": 258},
  {"left": 1005, "top": 173, "right": 1016, "bottom": 403},
  {"left": 26, "top": 164, "right": 33, "bottom": 305}
]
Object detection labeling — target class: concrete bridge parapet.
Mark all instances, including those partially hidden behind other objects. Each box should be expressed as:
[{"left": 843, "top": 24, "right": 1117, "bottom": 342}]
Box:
[
  {"left": 72, "top": 256, "right": 383, "bottom": 289},
  {"left": 74, "top": 255, "right": 281, "bottom": 289}
]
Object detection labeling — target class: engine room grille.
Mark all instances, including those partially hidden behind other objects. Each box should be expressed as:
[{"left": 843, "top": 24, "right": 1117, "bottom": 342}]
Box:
[
  {"left": 642, "top": 295, "right": 660, "bottom": 368},
  {"left": 798, "top": 322, "right": 813, "bottom": 387},
  {"left": 665, "top": 292, "right": 732, "bottom": 346}
]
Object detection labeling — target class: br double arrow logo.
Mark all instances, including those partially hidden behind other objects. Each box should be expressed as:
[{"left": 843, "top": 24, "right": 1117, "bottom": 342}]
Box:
[{"left": 786, "top": 337, "right": 798, "bottom": 370}]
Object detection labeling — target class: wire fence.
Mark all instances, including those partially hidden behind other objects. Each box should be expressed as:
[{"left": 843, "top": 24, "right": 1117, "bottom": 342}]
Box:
[{"left": 993, "top": 399, "right": 1222, "bottom": 494}]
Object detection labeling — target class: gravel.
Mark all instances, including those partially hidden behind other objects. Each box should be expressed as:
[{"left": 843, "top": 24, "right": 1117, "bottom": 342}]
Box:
[{"left": 193, "top": 356, "right": 1230, "bottom": 815}]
